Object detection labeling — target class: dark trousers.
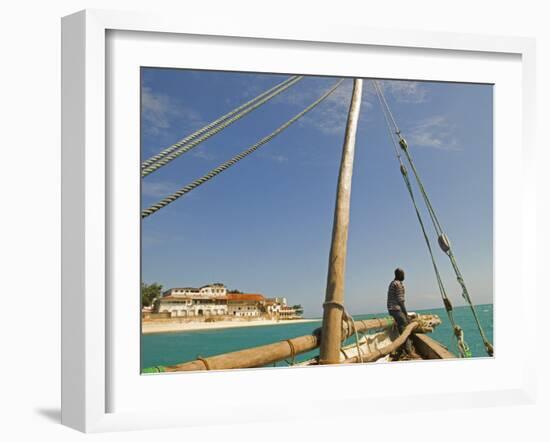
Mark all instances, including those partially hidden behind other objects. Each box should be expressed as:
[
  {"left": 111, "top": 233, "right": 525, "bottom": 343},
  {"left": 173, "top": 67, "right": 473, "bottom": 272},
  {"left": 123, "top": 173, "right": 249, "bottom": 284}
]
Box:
[{"left": 389, "top": 310, "right": 414, "bottom": 354}]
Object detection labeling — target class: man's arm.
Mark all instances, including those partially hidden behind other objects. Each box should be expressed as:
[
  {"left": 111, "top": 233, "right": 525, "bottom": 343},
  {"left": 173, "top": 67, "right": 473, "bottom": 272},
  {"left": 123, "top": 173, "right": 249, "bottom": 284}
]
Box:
[
  {"left": 397, "top": 282, "right": 409, "bottom": 320},
  {"left": 398, "top": 300, "right": 409, "bottom": 320}
]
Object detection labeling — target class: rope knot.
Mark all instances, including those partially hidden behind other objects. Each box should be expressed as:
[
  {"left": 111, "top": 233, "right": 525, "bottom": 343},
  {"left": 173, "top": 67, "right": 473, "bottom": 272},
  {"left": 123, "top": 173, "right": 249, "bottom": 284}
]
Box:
[
  {"left": 286, "top": 339, "right": 297, "bottom": 366},
  {"left": 453, "top": 325, "right": 463, "bottom": 338},
  {"left": 323, "top": 300, "right": 345, "bottom": 310}
]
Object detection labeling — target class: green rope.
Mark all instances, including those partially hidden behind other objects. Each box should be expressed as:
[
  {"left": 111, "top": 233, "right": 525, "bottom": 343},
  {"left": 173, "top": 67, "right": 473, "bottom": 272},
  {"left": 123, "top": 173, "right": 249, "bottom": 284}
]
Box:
[
  {"left": 400, "top": 142, "right": 493, "bottom": 356},
  {"left": 373, "top": 80, "right": 493, "bottom": 357},
  {"left": 373, "top": 80, "right": 469, "bottom": 358},
  {"left": 142, "top": 366, "right": 166, "bottom": 374}
]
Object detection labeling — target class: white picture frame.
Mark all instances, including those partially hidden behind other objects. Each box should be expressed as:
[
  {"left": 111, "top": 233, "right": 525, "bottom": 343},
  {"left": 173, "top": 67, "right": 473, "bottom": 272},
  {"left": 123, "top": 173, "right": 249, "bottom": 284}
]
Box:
[{"left": 61, "top": 9, "right": 537, "bottom": 433}]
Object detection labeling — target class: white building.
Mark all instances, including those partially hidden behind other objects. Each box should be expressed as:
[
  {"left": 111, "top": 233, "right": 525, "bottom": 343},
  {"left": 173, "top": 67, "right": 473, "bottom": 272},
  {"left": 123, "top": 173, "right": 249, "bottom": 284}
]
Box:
[
  {"left": 158, "top": 283, "right": 228, "bottom": 317},
  {"left": 280, "top": 305, "right": 299, "bottom": 320},
  {"left": 227, "top": 293, "right": 265, "bottom": 317},
  {"left": 272, "top": 297, "right": 287, "bottom": 306},
  {"left": 265, "top": 297, "right": 298, "bottom": 319},
  {"left": 156, "top": 284, "right": 301, "bottom": 320},
  {"left": 164, "top": 283, "right": 227, "bottom": 298},
  {"left": 265, "top": 301, "right": 281, "bottom": 317}
]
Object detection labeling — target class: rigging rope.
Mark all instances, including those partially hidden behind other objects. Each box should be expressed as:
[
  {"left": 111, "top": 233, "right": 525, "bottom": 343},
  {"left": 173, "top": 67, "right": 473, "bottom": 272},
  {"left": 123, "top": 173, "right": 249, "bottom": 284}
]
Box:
[
  {"left": 322, "top": 299, "right": 364, "bottom": 363},
  {"left": 141, "top": 75, "right": 304, "bottom": 177},
  {"left": 373, "top": 80, "right": 469, "bottom": 357},
  {"left": 142, "top": 79, "right": 345, "bottom": 218},
  {"left": 343, "top": 309, "right": 364, "bottom": 363},
  {"left": 373, "top": 80, "right": 492, "bottom": 356}
]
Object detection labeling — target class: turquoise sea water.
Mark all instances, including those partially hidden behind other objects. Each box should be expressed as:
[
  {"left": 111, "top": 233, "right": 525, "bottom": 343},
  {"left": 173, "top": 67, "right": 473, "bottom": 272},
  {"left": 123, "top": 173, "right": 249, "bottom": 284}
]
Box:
[{"left": 141, "top": 304, "right": 493, "bottom": 370}]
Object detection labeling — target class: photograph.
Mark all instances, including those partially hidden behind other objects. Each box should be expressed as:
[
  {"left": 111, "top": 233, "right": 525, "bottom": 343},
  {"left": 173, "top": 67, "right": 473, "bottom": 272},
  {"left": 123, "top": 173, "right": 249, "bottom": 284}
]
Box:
[
  {"left": 0, "top": 0, "right": 543, "bottom": 437},
  {"left": 139, "top": 69, "right": 494, "bottom": 373}
]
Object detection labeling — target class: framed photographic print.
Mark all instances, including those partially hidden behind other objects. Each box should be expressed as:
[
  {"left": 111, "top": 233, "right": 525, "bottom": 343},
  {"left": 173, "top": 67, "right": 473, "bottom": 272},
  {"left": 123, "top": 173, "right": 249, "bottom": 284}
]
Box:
[{"left": 61, "top": 9, "right": 537, "bottom": 432}]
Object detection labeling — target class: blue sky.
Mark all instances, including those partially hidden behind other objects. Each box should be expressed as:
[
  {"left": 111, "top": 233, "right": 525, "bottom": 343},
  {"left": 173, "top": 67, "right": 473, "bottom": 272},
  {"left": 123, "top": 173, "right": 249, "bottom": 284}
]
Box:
[{"left": 141, "top": 69, "right": 493, "bottom": 317}]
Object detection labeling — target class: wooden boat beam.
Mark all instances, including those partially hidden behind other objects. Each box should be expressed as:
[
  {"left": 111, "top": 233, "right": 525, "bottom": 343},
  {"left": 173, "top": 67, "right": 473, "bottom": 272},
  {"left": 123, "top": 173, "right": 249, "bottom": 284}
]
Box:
[
  {"left": 343, "top": 321, "right": 419, "bottom": 363},
  {"left": 157, "top": 317, "right": 394, "bottom": 372},
  {"left": 412, "top": 333, "right": 455, "bottom": 359}
]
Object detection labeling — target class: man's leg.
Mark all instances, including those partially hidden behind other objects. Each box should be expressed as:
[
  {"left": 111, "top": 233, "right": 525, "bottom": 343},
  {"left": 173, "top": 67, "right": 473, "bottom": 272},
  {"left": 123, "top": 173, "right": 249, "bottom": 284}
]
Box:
[
  {"left": 391, "top": 311, "right": 414, "bottom": 355},
  {"left": 398, "top": 311, "right": 415, "bottom": 354},
  {"left": 390, "top": 310, "right": 406, "bottom": 332}
]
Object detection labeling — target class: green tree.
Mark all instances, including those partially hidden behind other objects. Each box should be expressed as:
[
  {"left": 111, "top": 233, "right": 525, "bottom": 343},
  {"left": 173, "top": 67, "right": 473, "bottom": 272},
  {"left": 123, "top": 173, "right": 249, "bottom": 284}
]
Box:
[{"left": 141, "top": 282, "right": 163, "bottom": 307}]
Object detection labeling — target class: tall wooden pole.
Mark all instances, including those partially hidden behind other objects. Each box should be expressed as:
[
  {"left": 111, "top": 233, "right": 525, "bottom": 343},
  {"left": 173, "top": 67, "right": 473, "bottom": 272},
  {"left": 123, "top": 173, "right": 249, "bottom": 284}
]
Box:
[{"left": 319, "top": 78, "right": 363, "bottom": 365}]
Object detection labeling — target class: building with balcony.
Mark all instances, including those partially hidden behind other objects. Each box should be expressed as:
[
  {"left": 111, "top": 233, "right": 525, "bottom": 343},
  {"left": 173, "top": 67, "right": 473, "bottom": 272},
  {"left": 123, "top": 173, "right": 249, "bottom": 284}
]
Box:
[
  {"left": 155, "top": 283, "right": 303, "bottom": 320},
  {"left": 227, "top": 293, "right": 265, "bottom": 317}
]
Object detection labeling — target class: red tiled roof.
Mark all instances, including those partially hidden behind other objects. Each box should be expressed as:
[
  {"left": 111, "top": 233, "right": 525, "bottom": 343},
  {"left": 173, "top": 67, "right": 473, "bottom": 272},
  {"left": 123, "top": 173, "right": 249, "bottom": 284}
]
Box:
[{"left": 226, "top": 293, "right": 265, "bottom": 302}]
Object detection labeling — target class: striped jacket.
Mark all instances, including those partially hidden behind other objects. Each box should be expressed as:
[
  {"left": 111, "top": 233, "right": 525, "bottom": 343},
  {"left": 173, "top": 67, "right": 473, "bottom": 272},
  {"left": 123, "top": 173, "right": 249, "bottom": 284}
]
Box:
[{"left": 387, "top": 280, "right": 405, "bottom": 312}]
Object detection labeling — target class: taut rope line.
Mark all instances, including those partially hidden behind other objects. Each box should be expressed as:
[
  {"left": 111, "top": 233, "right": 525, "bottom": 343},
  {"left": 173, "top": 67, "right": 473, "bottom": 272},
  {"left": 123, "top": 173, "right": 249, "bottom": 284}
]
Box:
[
  {"left": 141, "top": 75, "right": 304, "bottom": 177},
  {"left": 373, "top": 80, "right": 470, "bottom": 357},
  {"left": 142, "top": 79, "right": 346, "bottom": 218},
  {"left": 373, "top": 80, "right": 492, "bottom": 356}
]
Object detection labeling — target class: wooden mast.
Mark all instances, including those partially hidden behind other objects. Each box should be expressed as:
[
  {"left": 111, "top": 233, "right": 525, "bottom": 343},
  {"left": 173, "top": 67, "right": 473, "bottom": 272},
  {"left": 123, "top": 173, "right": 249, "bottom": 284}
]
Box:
[{"left": 319, "top": 78, "right": 363, "bottom": 365}]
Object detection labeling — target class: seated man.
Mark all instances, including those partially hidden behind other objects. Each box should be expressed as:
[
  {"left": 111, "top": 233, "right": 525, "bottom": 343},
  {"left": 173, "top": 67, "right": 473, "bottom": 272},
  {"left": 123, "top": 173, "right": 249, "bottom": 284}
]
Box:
[{"left": 387, "top": 267, "right": 416, "bottom": 357}]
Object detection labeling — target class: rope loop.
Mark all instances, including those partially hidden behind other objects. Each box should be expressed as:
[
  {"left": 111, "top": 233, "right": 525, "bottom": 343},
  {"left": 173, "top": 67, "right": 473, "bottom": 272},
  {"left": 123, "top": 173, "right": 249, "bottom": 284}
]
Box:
[
  {"left": 322, "top": 300, "right": 364, "bottom": 362},
  {"left": 286, "top": 339, "right": 297, "bottom": 366},
  {"left": 197, "top": 357, "right": 212, "bottom": 370},
  {"left": 323, "top": 300, "right": 345, "bottom": 310},
  {"left": 342, "top": 309, "right": 364, "bottom": 363},
  {"left": 453, "top": 326, "right": 472, "bottom": 358}
]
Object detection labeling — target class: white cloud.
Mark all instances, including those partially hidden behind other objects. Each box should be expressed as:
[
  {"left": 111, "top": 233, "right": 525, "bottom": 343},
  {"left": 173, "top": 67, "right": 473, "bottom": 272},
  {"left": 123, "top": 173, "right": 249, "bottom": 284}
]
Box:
[
  {"left": 275, "top": 78, "right": 431, "bottom": 137},
  {"left": 407, "top": 115, "right": 460, "bottom": 150},
  {"left": 142, "top": 180, "right": 202, "bottom": 202},
  {"left": 191, "top": 147, "right": 217, "bottom": 161},
  {"left": 258, "top": 151, "right": 289, "bottom": 163},
  {"left": 141, "top": 77, "right": 428, "bottom": 146},
  {"left": 363, "top": 80, "right": 459, "bottom": 151},
  {"left": 240, "top": 74, "right": 289, "bottom": 100},
  {"left": 142, "top": 180, "right": 177, "bottom": 198},
  {"left": 377, "top": 80, "right": 428, "bottom": 104},
  {"left": 141, "top": 86, "right": 204, "bottom": 136},
  {"left": 275, "top": 78, "right": 357, "bottom": 136}
]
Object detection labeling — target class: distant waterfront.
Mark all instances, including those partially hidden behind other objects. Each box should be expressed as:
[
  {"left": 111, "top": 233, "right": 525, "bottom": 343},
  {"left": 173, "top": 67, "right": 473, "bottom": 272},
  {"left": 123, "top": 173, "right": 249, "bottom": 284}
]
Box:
[
  {"left": 142, "top": 317, "right": 317, "bottom": 334},
  {"left": 141, "top": 304, "right": 493, "bottom": 370}
]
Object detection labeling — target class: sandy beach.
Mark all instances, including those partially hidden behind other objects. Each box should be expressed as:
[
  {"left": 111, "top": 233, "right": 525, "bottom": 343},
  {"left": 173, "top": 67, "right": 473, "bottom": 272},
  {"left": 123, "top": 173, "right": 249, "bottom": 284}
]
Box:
[{"left": 142, "top": 318, "right": 319, "bottom": 334}]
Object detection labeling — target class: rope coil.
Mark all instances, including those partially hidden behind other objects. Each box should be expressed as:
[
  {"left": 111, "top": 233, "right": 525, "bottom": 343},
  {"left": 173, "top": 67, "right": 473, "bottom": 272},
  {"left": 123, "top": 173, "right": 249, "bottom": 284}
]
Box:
[
  {"left": 322, "top": 299, "right": 364, "bottom": 362},
  {"left": 286, "top": 339, "right": 297, "bottom": 366}
]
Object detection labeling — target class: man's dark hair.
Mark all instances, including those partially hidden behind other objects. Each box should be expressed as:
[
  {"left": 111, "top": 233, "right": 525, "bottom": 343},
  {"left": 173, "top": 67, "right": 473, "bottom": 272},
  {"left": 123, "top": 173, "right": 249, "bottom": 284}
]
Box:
[{"left": 394, "top": 268, "right": 405, "bottom": 281}]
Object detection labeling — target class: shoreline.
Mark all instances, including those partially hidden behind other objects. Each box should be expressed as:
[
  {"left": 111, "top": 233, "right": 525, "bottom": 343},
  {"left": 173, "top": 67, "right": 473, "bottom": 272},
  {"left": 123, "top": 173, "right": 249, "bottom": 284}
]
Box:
[
  {"left": 142, "top": 318, "right": 320, "bottom": 334},
  {"left": 141, "top": 304, "right": 493, "bottom": 335}
]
